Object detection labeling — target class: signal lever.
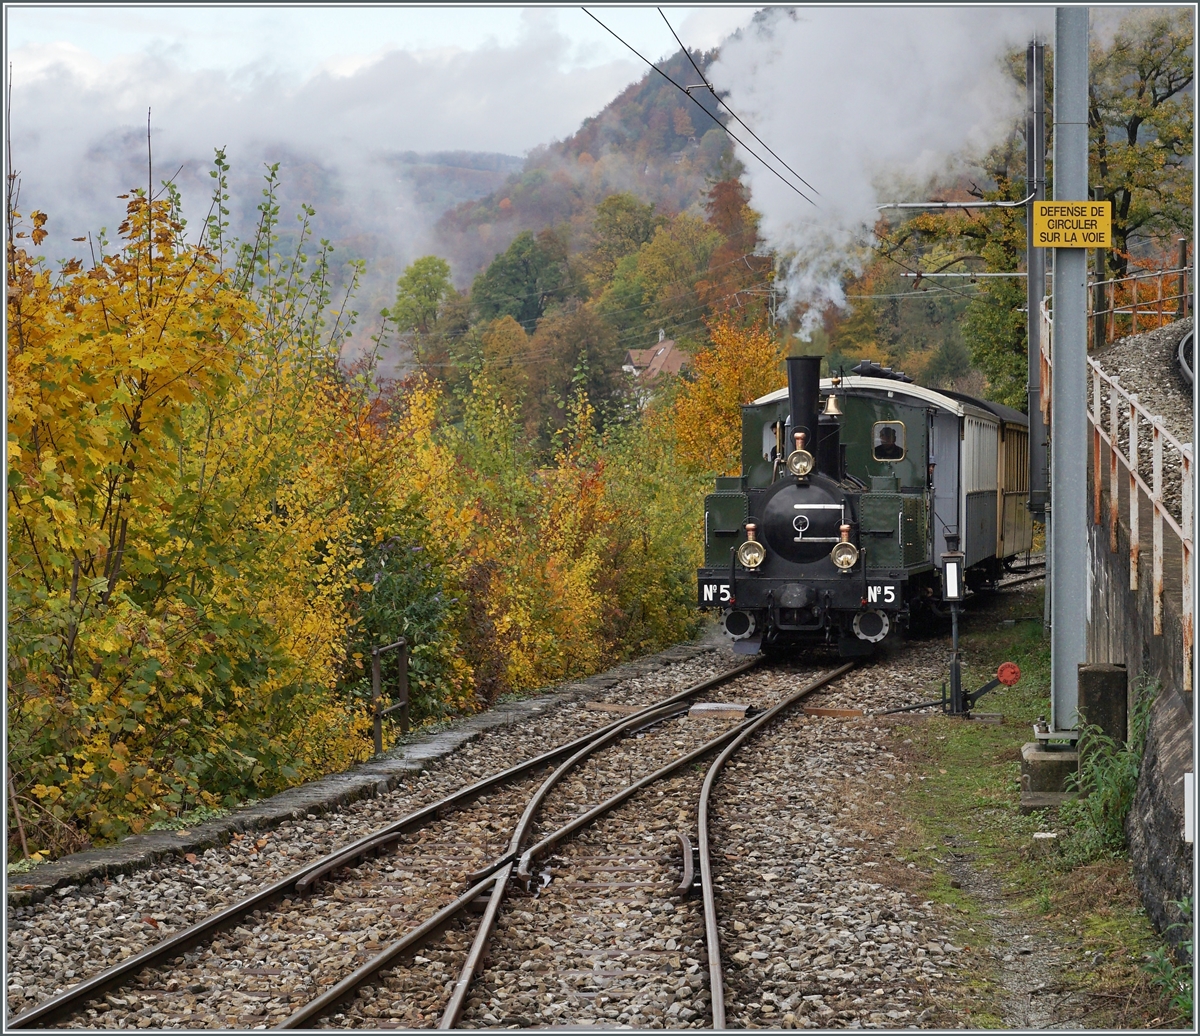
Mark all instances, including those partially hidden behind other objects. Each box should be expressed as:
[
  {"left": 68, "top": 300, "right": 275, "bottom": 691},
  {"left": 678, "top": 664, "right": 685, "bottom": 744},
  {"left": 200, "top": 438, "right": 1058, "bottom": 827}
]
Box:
[{"left": 877, "top": 662, "right": 1021, "bottom": 718}]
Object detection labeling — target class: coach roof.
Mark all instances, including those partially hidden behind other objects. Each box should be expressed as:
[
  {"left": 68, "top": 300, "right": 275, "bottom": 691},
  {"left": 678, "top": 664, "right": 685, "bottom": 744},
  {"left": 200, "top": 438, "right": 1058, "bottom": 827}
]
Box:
[{"left": 751, "top": 376, "right": 998, "bottom": 422}]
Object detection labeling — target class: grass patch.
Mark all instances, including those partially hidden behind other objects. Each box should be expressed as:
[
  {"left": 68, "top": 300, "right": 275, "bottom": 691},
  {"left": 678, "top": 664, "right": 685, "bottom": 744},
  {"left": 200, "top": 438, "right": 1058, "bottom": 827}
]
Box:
[{"left": 875, "top": 583, "right": 1185, "bottom": 1027}]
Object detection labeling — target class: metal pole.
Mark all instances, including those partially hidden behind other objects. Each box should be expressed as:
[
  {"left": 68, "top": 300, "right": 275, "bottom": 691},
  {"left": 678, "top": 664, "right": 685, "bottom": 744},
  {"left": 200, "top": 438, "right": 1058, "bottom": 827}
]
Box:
[
  {"left": 1177, "top": 238, "right": 1189, "bottom": 319},
  {"left": 950, "top": 604, "right": 963, "bottom": 713},
  {"left": 1027, "top": 40, "right": 1049, "bottom": 521},
  {"left": 372, "top": 649, "right": 383, "bottom": 756},
  {"left": 1050, "top": 6, "right": 1089, "bottom": 737},
  {"left": 398, "top": 640, "right": 410, "bottom": 734},
  {"left": 1092, "top": 186, "right": 1107, "bottom": 349}
]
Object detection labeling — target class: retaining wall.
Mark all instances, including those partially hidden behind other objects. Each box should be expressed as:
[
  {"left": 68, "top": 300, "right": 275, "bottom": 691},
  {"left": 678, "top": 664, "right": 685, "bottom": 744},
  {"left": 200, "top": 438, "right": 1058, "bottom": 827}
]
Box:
[{"left": 1088, "top": 439, "right": 1193, "bottom": 950}]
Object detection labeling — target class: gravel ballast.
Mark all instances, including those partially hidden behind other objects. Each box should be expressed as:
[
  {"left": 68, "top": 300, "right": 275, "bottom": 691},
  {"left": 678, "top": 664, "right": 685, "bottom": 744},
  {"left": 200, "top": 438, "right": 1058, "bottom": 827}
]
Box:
[
  {"left": 7, "top": 635, "right": 970, "bottom": 1028},
  {"left": 6, "top": 641, "right": 733, "bottom": 1021}
]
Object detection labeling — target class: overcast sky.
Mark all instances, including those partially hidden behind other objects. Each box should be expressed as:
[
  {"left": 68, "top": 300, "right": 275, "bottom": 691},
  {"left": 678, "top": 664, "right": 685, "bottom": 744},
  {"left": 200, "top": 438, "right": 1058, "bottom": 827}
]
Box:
[
  {"left": 5, "top": 3, "right": 1157, "bottom": 338},
  {"left": 7, "top": 5, "right": 756, "bottom": 78},
  {"left": 5, "top": 4, "right": 760, "bottom": 275},
  {"left": 6, "top": 5, "right": 756, "bottom": 152}
]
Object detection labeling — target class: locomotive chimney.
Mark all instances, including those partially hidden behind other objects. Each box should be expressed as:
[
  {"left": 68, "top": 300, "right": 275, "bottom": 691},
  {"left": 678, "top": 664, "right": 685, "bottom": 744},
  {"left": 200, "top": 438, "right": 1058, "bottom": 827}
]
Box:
[{"left": 786, "top": 355, "right": 821, "bottom": 461}]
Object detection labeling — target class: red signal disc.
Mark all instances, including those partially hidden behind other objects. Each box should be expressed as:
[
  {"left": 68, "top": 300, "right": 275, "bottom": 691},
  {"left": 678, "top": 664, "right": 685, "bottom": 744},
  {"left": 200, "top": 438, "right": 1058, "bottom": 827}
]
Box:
[{"left": 997, "top": 661, "right": 1021, "bottom": 687}]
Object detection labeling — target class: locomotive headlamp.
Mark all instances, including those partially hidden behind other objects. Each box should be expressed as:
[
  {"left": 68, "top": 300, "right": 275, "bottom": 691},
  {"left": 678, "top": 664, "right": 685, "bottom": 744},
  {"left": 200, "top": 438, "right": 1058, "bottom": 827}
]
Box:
[
  {"left": 830, "top": 523, "right": 859, "bottom": 570},
  {"left": 786, "top": 431, "right": 815, "bottom": 477},
  {"left": 737, "top": 523, "right": 766, "bottom": 569}
]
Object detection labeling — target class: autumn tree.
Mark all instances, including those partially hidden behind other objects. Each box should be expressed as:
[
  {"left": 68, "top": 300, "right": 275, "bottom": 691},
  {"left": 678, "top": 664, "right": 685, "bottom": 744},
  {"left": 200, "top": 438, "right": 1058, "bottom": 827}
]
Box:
[
  {"left": 480, "top": 314, "right": 532, "bottom": 410},
  {"left": 1089, "top": 7, "right": 1194, "bottom": 275},
  {"left": 696, "top": 179, "right": 774, "bottom": 325},
  {"left": 7, "top": 169, "right": 374, "bottom": 848},
  {"left": 525, "top": 302, "right": 627, "bottom": 444},
  {"left": 673, "top": 319, "right": 786, "bottom": 474},
  {"left": 580, "top": 192, "right": 664, "bottom": 292},
  {"left": 472, "top": 228, "right": 571, "bottom": 331},
  {"left": 599, "top": 213, "right": 721, "bottom": 350},
  {"left": 391, "top": 255, "right": 454, "bottom": 357}
]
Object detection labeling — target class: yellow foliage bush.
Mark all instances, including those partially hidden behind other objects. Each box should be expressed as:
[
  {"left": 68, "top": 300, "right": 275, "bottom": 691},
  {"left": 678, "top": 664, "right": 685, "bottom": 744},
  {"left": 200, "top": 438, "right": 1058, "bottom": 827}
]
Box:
[
  {"left": 673, "top": 317, "right": 787, "bottom": 475},
  {"left": 7, "top": 188, "right": 373, "bottom": 846},
  {"left": 7, "top": 169, "right": 710, "bottom": 858}
]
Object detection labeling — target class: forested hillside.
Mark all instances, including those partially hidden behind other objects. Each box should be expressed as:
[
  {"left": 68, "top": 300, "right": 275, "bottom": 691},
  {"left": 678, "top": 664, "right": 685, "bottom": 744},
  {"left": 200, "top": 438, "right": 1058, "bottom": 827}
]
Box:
[
  {"left": 434, "top": 49, "right": 731, "bottom": 279},
  {"left": 6, "top": 148, "right": 784, "bottom": 858}
]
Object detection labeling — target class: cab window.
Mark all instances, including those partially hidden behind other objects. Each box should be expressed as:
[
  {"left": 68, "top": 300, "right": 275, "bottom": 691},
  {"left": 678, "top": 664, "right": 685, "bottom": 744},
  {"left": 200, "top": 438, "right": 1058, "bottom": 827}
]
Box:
[
  {"left": 762, "top": 420, "right": 783, "bottom": 461},
  {"left": 873, "top": 421, "right": 906, "bottom": 461}
]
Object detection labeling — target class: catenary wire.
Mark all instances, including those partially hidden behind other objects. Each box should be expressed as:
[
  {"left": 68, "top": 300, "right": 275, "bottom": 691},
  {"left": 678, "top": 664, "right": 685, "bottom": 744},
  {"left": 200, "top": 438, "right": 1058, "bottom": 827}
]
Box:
[
  {"left": 657, "top": 8, "right": 820, "bottom": 198},
  {"left": 581, "top": 8, "right": 817, "bottom": 207}
]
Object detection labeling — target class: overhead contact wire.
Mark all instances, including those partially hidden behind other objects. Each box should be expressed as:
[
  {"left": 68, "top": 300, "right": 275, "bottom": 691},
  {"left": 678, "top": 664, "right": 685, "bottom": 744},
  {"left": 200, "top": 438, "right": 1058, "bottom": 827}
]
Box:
[
  {"left": 657, "top": 8, "right": 820, "bottom": 198},
  {"left": 581, "top": 8, "right": 817, "bottom": 207}
]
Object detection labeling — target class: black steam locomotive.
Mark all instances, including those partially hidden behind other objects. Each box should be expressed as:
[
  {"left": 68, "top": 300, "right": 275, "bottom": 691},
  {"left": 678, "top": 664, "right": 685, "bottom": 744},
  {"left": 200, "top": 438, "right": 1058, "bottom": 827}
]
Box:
[{"left": 697, "top": 357, "right": 1033, "bottom": 656}]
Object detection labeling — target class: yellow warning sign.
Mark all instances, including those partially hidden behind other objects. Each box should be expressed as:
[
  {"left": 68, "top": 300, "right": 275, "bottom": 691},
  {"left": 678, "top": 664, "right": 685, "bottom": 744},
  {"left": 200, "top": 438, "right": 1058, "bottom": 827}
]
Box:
[{"left": 1032, "top": 201, "right": 1111, "bottom": 248}]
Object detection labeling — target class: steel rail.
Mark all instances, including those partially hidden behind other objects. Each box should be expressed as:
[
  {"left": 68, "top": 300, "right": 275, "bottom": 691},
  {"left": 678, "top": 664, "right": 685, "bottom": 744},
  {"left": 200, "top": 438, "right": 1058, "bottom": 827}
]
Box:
[
  {"left": 437, "top": 697, "right": 702, "bottom": 1029},
  {"left": 515, "top": 708, "right": 766, "bottom": 883},
  {"left": 459, "top": 701, "right": 695, "bottom": 887},
  {"left": 275, "top": 874, "right": 496, "bottom": 1029},
  {"left": 279, "top": 697, "right": 718, "bottom": 1029},
  {"left": 697, "top": 663, "right": 855, "bottom": 1029},
  {"left": 997, "top": 572, "right": 1047, "bottom": 590},
  {"left": 272, "top": 661, "right": 760, "bottom": 1029},
  {"left": 10, "top": 660, "right": 758, "bottom": 1030}
]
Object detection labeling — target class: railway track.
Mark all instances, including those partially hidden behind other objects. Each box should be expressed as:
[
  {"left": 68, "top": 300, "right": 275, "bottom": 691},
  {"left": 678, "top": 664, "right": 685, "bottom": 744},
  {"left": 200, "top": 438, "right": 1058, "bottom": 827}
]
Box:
[
  {"left": 273, "top": 663, "right": 856, "bottom": 1029},
  {"left": 698, "top": 663, "right": 855, "bottom": 1028},
  {"left": 10, "top": 648, "right": 966, "bottom": 1030},
  {"left": 11, "top": 661, "right": 761, "bottom": 1029}
]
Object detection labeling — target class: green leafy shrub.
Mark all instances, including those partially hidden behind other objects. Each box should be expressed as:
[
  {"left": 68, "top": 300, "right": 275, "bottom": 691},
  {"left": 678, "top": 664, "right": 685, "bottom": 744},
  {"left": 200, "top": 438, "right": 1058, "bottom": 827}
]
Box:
[
  {"left": 1058, "top": 679, "right": 1157, "bottom": 865},
  {"left": 1144, "top": 897, "right": 1193, "bottom": 1023}
]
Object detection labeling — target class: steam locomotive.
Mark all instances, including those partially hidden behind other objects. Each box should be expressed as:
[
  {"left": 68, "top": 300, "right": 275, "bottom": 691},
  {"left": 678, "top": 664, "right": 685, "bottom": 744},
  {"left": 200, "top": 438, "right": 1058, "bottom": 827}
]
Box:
[{"left": 697, "top": 357, "right": 1033, "bottom": 656}]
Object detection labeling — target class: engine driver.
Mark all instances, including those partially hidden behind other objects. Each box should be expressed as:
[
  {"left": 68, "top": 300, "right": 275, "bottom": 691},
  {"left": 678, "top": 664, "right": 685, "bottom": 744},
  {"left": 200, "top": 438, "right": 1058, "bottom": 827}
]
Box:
[{"left": 875, "top": 425, "right": 903, "bottom": 460}]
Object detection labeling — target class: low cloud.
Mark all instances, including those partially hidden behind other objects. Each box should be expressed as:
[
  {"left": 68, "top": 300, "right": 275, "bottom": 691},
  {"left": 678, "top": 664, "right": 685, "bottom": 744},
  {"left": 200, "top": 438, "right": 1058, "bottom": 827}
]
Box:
[{"left": 8, "top": 17, "right": 642, "bottom": 309}]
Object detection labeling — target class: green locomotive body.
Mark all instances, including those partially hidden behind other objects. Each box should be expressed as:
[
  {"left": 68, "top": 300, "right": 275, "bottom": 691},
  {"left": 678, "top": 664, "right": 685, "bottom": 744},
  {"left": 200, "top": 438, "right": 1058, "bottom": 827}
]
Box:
[{"left": 698, "top": 358, "right": 1032, "bottom": 656}]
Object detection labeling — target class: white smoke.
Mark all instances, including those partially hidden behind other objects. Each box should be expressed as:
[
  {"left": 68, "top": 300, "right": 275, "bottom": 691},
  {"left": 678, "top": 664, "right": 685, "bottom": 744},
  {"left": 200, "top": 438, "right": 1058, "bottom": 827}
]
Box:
[{"left": 709, "top": 6, "right": 1056, "bottom": 337}]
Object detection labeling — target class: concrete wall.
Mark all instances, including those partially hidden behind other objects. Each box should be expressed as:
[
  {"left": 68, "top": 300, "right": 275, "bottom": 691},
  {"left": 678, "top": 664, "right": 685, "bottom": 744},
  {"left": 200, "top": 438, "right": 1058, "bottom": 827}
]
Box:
[{"left": 1087, "top": 461, "right": 1193, "bottom": 949}]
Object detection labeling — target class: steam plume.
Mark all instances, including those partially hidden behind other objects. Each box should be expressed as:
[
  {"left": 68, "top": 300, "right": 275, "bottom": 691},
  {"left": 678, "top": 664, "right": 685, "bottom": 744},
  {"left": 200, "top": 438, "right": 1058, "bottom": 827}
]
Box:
[{"left": 709, "top": 6, "right": 1055, "bottom": 337}]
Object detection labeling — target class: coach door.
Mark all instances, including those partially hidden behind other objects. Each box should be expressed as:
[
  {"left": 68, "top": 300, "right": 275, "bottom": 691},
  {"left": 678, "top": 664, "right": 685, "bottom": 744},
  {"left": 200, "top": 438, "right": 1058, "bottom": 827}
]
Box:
[{"left": 928, "top": 408, "right": 960, "bottom": 567}]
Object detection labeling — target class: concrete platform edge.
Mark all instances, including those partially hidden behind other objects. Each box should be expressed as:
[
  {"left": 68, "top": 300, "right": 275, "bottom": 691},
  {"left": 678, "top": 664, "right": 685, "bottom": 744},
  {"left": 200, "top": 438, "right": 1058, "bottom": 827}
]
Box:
[{"left": 7, "top": 632, "right": 729, "bottom": 907}]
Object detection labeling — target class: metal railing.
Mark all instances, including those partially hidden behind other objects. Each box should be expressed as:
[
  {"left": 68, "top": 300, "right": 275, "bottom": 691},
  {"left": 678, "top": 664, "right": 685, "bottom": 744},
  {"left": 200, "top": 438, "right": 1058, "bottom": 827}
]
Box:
[
  {"left": 1040, "top": 297, "right": 1194, "bottom": 691},
  {"left": 1089, "top": 263, "right": 1192, "bottom": 350},
  {"left": 372, "top": 639, "right": 410, "bottom": 754}
]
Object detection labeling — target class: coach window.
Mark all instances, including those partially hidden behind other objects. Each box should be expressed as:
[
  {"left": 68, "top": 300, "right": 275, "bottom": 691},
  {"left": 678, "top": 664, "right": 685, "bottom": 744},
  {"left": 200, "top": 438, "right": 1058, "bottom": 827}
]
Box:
[{"left": 873, "top": 421, "right": 906, "bottom": 461}]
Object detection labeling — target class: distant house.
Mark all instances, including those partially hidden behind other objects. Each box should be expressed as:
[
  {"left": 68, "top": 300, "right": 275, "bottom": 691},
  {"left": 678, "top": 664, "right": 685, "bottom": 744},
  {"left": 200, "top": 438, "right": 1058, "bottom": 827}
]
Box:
[{"left": 623, "top": 331, "right": 689, "bottom": 384}]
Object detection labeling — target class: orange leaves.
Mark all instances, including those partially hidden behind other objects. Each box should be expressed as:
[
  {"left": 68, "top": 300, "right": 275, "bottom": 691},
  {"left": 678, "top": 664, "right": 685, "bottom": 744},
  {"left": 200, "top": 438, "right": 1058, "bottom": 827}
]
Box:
[
  {"left": 6, "top": 186, "right": 374, "bottom": 849},
  {"left": 673, "top": 317, "right": 787, "bottom": 475},
  {"left": 30, "top": 211, "right": 48, "bottom": 246}
]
